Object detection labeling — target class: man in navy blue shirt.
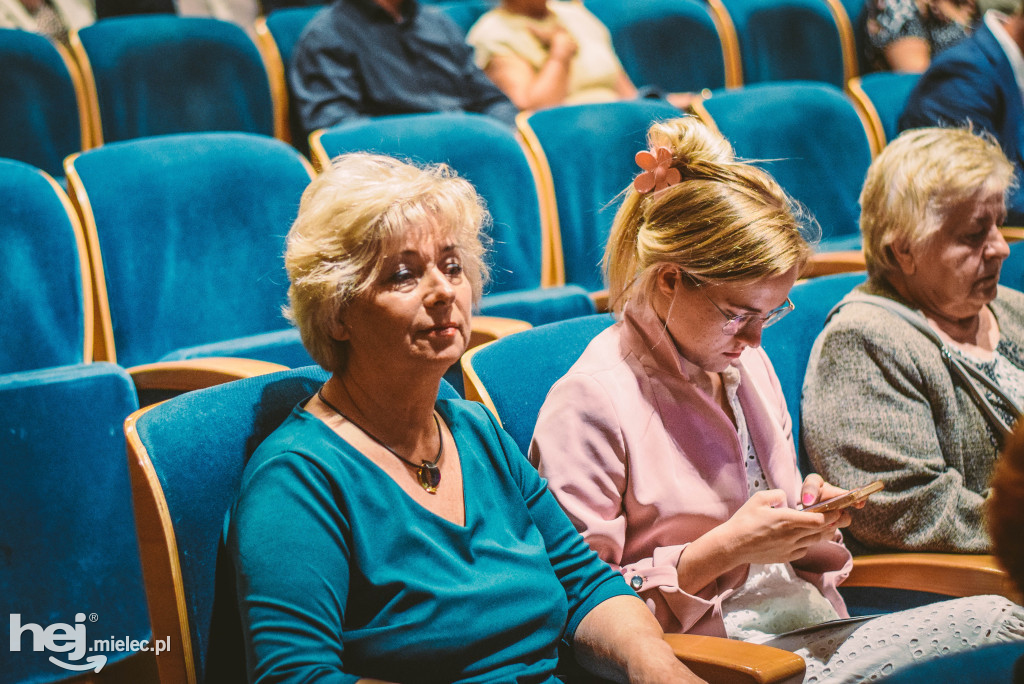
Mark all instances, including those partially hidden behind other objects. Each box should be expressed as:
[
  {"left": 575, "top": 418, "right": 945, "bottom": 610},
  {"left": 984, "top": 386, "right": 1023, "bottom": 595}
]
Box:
[{"left": 290, "top": 0, "right": 518, "bottom": 137}]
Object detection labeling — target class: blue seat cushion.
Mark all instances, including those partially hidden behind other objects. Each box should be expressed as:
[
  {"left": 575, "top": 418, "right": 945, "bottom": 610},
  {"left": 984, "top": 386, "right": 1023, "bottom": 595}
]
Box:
[
  {"left": 160, "top": 327, "right": 314, "bottom": 369},
  {"left": 479, "top": 285, "right": 597, "bottom": 326},
  {"left": 0, "top": 363, "right": 150, "bottom": 681}
]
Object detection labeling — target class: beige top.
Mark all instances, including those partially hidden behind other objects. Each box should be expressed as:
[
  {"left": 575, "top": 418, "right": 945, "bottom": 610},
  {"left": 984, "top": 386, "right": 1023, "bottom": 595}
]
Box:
[
  {"left": 0, "top": 0, "right": 93, "bottom": 35},
  {"left": 467, "top": 1, "right": 626, "bottom": 105},
  {"left": 177, "top": 0, "right": 258, "bottom": 40}
]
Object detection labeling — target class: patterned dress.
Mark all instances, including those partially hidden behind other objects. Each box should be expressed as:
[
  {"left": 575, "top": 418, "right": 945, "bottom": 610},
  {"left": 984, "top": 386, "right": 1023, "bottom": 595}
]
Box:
[{"left": 865, "top": 0, "right": 979, "bottom": 71}]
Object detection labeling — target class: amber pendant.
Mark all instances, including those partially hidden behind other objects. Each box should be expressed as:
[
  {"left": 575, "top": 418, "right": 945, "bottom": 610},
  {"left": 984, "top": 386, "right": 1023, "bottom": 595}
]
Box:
[{"left": 417, "top": 462, "right": 441, "bottom": 494}]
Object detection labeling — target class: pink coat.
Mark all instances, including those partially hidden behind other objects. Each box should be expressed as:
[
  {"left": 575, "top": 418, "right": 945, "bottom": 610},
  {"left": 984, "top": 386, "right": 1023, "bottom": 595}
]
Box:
[{"left": 531, "top": 303, "right": 852, "bottom": 636}]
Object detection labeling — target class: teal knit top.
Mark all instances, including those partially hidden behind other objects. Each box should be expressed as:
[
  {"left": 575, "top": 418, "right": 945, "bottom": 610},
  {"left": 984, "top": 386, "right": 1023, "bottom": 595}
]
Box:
[{"left": 227, "top": 398, "right": 632, "bottom": 683}]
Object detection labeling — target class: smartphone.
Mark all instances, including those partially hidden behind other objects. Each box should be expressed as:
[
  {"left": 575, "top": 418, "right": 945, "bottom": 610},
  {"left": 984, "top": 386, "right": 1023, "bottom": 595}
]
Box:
[{"left": 801, "top": 480, "right": 885, "bottom": 513}]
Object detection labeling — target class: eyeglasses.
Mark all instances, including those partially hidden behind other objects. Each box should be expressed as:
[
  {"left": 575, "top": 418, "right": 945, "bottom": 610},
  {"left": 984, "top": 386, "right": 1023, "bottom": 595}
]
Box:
[{"left": 693, "top": 281, "right": 795, "bottom": 335}]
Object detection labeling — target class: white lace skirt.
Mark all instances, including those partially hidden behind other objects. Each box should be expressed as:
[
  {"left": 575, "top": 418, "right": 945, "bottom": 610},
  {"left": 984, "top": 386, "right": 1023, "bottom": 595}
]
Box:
[{"left": 764, "top": 595, "right": 1024, "bottom": 683}]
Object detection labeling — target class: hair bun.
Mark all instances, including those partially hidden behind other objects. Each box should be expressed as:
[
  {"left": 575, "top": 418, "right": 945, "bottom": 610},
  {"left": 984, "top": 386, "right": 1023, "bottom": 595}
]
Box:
[{"left": 647, "top": 116, "right": 736, "bottom": 174}]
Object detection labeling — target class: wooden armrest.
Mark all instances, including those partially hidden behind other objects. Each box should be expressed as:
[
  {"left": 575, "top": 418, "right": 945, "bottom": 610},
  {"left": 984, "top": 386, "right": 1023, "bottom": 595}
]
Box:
[
  {"left": 664, "top": 634, "right": 805, "bottom": 684},
  {"left": 590, "top": 288, "right": 610, "bottom": 313},
  {"left": 1001, "top": 227, "right": 1024, "bottom": 242},
  {"left": 468, "top": 316, "right": 532, "bottom": 348},
  {"left": 800, "top": 251, "right": 867, "bottom": 278},
  {"left": 847, "top": 553, "right": 1021, "bottom": 602},
  {"left": 128, "top": 357, "right": 289, "bottom": 394}
]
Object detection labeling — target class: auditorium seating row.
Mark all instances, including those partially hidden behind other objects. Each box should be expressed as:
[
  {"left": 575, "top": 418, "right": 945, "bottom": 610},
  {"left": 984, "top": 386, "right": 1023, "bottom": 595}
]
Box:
[
  {"left": 4, "top": 163, "right": 1023, "bottom": 684},
  {"left": 10, "top": 264, "right": 1024, "bottom": 684},
  {"left": 9, "top": 242, "right": 1022, "bottom": 683},
  {"left": 0, "top": 131, "right": 592, "bottom": 400},
  {"left": 2, "top": 0, "right": 918, "bottom": 178},
  {"left": 6, "top": 81, "right": 896, "bottom": 389}
]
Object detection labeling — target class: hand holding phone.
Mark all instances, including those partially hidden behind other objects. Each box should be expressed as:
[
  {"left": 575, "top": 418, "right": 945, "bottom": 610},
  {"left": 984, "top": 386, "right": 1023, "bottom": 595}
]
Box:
[{"left": 801, "top": 480, "right": 884, "bottom": 513}]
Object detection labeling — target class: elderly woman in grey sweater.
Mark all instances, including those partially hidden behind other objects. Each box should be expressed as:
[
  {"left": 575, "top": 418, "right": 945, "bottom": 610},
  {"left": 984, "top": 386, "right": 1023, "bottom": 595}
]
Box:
[{"left": 802, "top": 127, "right": 1024, "bottom": 555}]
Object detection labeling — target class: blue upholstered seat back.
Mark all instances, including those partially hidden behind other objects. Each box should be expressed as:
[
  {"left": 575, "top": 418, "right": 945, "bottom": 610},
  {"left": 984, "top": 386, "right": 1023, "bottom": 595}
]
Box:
[
  {"left": 427, "top": 0, "right": 495, "bottom": 36},
  {"left": 699, "top": 82, "right": 872, "bottom": 251},
  {"left": 465, "top": 313, "right": 614, "bottom": 454},
  {"left": 0, "top": 28, "right": 84, "bottom": 179},
  {"left": 854, "top": 71, "right": 921, "bottom": 146},
  {"left": 521, "top": 99, "right": 682, "bottom": 292},
  {"left": 75, "top": 15, "right": 274, "bottom": 144},
  {"left": 264, "top": 6, "right": 322, "bottom": 151},
  {"left": 316, "top": 112, "right": 543, "bottom": 293},
  {"left": 264, "top": 6, "right": 321, "bottom": 66},
  {"left": 759, "top": 271, "right": 867, "bottom": 460},
  {"left": 0, "top": 362, "right": 149, "bottom": 682},
  {"left": 67, "top": 132, "right": 313, "bottom": 367},
  {"left": 475, "top": 286, "right": 596, "bottom": 325},
  {"left": 314, "top": 112, "right": 597, "bottom": 326},
  {"left": 131, "top": 367, "right": 457, "bottom": 681},
  {"left": 720, "top": 0, "right": 847, "bottom": 86},
  {"left": 0, "top": 159, "right": 90, "bottom": 374},
  {"left": 585, "top": 0, "right": 729, "bottom": 93},
  {"left": 1002, "top": 240, "right": 1024, "bottom": 292}
]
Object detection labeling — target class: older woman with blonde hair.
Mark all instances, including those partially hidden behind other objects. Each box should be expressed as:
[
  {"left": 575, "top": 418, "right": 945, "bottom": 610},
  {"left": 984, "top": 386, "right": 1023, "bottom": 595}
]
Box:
[
  {"left": 532, "top": 117, "right": 1024, "bottom": 683},
  {"left": 802, "top": 127, "right": 1024, "bottom": 556},
  {"left": 227, "top": 153, "right": 700, "bottom": 683}
]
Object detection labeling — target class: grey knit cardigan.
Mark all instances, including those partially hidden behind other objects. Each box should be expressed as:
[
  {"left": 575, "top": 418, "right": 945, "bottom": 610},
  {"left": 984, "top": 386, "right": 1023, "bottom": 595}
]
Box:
[{"left": 801, "top": 279, "right": 1024, "bottom": 554}]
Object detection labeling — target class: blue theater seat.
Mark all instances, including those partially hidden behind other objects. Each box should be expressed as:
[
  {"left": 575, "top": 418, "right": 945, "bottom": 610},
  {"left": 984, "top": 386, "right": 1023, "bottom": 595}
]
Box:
[
  {"left": 1, "top": 362, "right": 152, "bottom": 683},
  {"left": 718, "top": 0, "right": 856, "bottom": 87},
  {"left": 585, "top": 0, "right": 740, "bottom": 93},
  {"left": 125, "top": 366, "right": 460, "bottom": 683},
  {"left": 311, "top": 112, "right": 596, "bottom": 326},
  {"left": 64, "top": 132, "right": 315, "bottom": 371},
  {"left": 1001, "top": 240, "right": 1024, "bottom": 291},
  {"left": 847, "top": 72, "right": 922, "bottom": 154},
  {"left": 518, "top": 99, "right": 683, "bottom": 293},
  {"left": 0, "top": 159, "right": 92, "bottom": 375},
  {"left": 0, "top": 28, "right": 88, "bottom": 180},
  {"left": 462, "top": 313, "right": 614, "bottom": 455},
  {"left": 759, "top": 270, "right": 868, "bottom": 459},
  {"left": 694, "top": 82, "right": 873, "bottom": 252},
  {"left": 70, "top": 15, "right": 274, "bottom": 145}
]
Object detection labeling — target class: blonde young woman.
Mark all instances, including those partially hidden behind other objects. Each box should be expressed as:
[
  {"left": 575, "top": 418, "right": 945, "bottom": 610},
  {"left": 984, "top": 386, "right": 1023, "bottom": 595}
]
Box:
[
  {"left": 531, "top": 117, "right": 1024, "bottom": 683},
  {"left": 227, "top": 153, "right": 700, "bottom": 683}
]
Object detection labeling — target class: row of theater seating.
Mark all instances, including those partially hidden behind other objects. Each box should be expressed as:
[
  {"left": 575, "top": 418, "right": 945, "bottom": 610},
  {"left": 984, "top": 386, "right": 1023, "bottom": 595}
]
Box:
[
  {"left": 2, "top": 0, "right": 917, "bottom": 178},
  {"left": 4, "top": 86, "right": 897, "bottom": 393},
  {"left": 5, "top": 244, "right": 1023, "bottom": 683}
]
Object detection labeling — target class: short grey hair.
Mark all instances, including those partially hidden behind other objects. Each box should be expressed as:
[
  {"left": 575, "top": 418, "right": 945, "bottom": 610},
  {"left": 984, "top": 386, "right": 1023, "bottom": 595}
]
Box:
[{"left": 860, "top": 126, "right": 1015, "bottom": 280}]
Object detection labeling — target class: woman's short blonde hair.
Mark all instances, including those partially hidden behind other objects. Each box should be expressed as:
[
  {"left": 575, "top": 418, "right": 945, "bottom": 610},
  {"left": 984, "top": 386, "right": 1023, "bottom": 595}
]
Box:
[
  {"left": 284, "top": 153, "right": 489, "bottom": 373},
  {"left": 860, "top": 127, "right": 1015, "bottom": 280},
  {"left": 604, "top": 116, "right": 814, "bottom": 312}
]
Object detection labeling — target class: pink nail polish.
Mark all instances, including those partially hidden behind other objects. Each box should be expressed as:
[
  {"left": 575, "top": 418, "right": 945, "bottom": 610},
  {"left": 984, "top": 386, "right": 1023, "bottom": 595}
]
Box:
[{"left": 802, "top": 493, "right": 815, "bottom": 505}]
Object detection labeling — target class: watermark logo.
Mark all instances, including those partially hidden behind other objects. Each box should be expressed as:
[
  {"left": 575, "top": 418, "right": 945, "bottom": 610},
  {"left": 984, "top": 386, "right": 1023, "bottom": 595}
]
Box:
[
  {"left": 10, "top": 613, "right": 105, "bottom": 672},
  {"left": 9, "top": 613, "right": 170, "bottom": 674}
]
